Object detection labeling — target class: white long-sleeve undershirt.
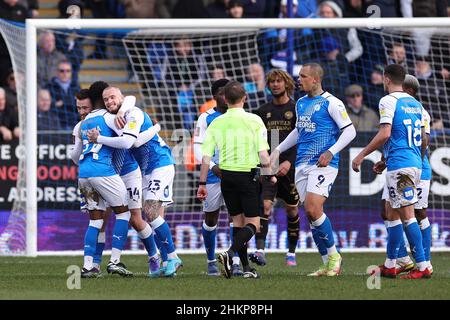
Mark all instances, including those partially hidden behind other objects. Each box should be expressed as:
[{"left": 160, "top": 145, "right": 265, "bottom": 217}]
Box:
[
  {"left": 276, "top": 129, "right": 298, "bottom": 153},
  {"left": 70, "top": 138, "right": 83, "bottom": 165},
  {"left": 328, "top": 124, "right": 356, "bottom": 155},
  {"left": 133, "top": 124, "right": 161, "bottom": 147},
  {"left": 97, "top": 123, "right": 161, "bottom": 149},
  {"left": 276, "top": 124, "right": 356, "bottom": 156},
  {"left": 97, "top": 133, "right": 136, "bottom": 149}
]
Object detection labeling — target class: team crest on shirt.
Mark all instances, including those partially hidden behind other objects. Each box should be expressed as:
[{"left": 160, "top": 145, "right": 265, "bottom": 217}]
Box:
[
  {"left": 284, "top": 111, "right": 294, "bottom": 120},
  {"left": 313, "top": 104, "right": 321, "bottom": 111},
  {"left": 266, "top": 112, "right": 271, "bottom": 119}
]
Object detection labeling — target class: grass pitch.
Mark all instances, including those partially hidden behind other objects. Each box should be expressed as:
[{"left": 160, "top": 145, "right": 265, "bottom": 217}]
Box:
[{"left": 0, "top": 253, "right": 449, "bottom": 300}]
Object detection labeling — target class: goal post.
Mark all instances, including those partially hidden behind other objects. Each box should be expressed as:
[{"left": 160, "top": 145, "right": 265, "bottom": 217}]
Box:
[
  {"left": 25, "top": 22, "right": 37, "bottom": 257},
  {"left": 0, "top": 17, "right": 449, "bottom": 256}
]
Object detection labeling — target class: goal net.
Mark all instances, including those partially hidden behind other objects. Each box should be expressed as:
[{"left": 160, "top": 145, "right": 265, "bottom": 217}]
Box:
[{"left": 0, "top": 18, "right": 449, "bottom": 255}]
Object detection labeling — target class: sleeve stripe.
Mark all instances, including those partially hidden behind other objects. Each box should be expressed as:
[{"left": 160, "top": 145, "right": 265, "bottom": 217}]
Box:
[
  {"left": 194, "top": 142, "right": 202, "bottom": 145},
  {"left": 339, "top": 123, "right": 353, "bottom": 130},
  {"left": 123, "top": 132, "right": 137, "bottom": 138}
]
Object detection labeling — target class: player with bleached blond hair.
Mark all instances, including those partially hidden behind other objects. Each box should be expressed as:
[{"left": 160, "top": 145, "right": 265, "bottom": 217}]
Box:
[
  {"left": 88, "top": 86, "right": 182, "bottom": 277},
  {"left": 72, "top": 84, "right": 162, "bottom": 277},
  {"left": 271, "top": 63, "right": 356, "bottom": 277}
]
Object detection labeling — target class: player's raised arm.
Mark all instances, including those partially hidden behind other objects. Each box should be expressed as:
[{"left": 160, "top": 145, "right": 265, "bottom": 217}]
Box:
[
  {"left": 114, "top": 95, "right": 137, "bottom": 129},
  {"left": 133, "top": 122, "right": 161, "bottom": 148},
  {"left": 88, "top": 87, "right": 143, "bottom": 149}
]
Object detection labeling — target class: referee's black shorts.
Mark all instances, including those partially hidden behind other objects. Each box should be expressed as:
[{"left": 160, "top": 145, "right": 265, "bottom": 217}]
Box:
[
  {"left": 220, "top": 169, "right": 261, "bottom": 218},
  {"left": 261, "top": 168, "right": 299, "bottom": 207}
]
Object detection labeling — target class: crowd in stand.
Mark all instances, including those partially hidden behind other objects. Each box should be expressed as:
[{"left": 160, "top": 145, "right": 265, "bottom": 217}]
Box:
[{"left": 0, "top": 0, "right": 449, "bottom": 142}]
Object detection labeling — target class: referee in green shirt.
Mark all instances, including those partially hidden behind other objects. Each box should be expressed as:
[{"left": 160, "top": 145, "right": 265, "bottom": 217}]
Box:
[{"left": 197, "top": 80, "right": 273, "bottom": 279}]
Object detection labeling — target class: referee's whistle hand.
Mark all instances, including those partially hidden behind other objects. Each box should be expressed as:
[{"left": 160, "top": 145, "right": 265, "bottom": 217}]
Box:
[{"left": 197, "top": 186, "right": 207, "bottom": 201}]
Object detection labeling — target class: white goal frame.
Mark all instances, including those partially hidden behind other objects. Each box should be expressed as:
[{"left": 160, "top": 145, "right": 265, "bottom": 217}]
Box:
[{"left": 24, "top": 17, "right": 450, "bottom": 256}]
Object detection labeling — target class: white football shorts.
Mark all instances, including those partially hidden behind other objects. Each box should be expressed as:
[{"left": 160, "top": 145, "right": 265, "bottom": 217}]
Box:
[
  {"left": 294, "top": 164, "right": 338, "bottom": 204},
  {"left": 382, "top": 176, "right": 428, "bottom": 210},
  {"left": 78, "top": 175, "right": 128, "bottom": 211},
  {"left": 120, "top": 167, "right": 142, "bottom": 210},
  {"left": 143, "top": 164, "right": 175, "bottom": 207},
  {"left": 381, "top": 180, "right": 388, "bottom": 201},
  {"left": 415, "top": 179, "right": 430, "bottom": 210},
  {"left": 203, "top": 182, "right": 224, "bottom": 212},
  {"left": 384, "top": 167, "right": 421, "bottom": 209}
]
